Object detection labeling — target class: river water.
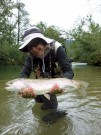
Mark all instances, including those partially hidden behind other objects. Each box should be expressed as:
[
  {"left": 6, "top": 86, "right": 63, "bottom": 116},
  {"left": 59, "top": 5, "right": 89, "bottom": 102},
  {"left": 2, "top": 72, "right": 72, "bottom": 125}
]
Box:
[{"left": 0, "top": 65, "right": 101, "bottom": 135}]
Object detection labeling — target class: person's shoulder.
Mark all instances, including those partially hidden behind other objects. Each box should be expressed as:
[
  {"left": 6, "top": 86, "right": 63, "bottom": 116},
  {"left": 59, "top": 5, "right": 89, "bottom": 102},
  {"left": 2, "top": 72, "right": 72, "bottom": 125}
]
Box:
[{"left": 54, "top": 41, "right": 62, "bottom": 52}]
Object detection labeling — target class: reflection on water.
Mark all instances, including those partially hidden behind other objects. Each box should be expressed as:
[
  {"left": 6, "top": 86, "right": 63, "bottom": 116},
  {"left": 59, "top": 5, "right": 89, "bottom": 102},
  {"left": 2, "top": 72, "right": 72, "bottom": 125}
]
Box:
[{"left": 0, "top": 66, "right": 101, "bottom": 135}]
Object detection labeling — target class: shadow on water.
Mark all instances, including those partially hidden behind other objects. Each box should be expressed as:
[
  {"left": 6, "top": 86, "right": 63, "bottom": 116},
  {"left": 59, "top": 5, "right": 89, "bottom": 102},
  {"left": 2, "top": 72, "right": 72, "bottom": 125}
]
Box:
[
  {"left": 0, "top": 65, "right": 101, "bottom": 135},
  {"left": 0, "top": 95, "right": 73, "bottom": 135},
  {"left": 31, "top": 103, "right": 74, "bottom": 135}
]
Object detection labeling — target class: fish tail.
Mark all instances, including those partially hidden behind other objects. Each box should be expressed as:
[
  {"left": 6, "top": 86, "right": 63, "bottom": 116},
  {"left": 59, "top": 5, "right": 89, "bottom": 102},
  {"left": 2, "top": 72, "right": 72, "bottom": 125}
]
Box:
[{"left": 78, "top": 81, "right": 89, "bottom": 91}]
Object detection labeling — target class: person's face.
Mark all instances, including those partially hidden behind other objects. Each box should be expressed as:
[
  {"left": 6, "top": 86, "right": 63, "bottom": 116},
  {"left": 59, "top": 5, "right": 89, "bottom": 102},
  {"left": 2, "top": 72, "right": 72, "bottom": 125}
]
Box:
[{"left": 29, "top": 44, "right": 46, "bottom": 57}]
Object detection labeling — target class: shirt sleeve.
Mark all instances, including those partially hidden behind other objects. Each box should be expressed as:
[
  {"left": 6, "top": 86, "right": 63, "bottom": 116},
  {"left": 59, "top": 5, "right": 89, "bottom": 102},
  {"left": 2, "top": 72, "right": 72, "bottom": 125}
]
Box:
[
  {"left": 56, "top": 46, "right": 74, "bottom": 79},
  {"left": 19, "top": 56, "right": 33, "bottom": 78}
]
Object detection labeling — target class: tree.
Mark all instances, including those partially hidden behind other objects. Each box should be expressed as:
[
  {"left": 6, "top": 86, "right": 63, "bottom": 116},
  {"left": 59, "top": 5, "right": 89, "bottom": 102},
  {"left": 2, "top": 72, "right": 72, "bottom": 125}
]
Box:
[
  {"left": 36, "top": 22, "right": 66, "bottom": 45},
  {"left": 70, "top": 16, "right": 101, "bottom": 65},
  {"left": 16, "top": 0, "right": 30, "bottom": 44},
  {"left": 0, "top": 0, "right": 30, "bottom": 65}
]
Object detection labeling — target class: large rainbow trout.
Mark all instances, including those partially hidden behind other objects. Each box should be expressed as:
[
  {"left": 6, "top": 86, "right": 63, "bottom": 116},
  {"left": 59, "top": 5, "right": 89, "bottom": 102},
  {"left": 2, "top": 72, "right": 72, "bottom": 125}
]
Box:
[{"left": 5, "top": 78, "right": 88, "bottom": 99}]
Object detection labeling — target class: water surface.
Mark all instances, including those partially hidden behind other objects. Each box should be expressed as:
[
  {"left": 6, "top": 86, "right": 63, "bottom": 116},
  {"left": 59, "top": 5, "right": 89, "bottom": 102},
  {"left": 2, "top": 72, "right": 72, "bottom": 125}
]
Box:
[{"left": 0, "top": 65, "right": 101, "bottom": 135}]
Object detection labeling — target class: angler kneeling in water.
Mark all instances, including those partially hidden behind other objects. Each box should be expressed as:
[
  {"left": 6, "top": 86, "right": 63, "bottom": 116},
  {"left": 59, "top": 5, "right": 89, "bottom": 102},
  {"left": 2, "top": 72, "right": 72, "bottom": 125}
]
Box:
[{"left": 18, "top": 26, "right": 74, "bottom": 110}]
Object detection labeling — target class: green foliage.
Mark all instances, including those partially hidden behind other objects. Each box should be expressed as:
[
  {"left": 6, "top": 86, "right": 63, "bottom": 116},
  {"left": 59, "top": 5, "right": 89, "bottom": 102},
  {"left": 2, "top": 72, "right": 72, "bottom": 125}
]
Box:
[
  {"left": 70, "top": 16, "right": 101, "bottom": 65},
  {"left": 0, "top": 0, "right": 30, "bottom": 65},
  {"left": 15, "top": 1, "right": 30, "bottom": 43},
  {"left": 36, "top": 22, "right": 66, "bottom": 45}
]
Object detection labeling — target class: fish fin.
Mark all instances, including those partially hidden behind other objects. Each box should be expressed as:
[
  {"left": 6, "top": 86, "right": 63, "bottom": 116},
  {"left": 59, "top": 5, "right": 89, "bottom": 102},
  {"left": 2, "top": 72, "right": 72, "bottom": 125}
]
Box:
[{"left": 43, "top": 93, "right": 50, "bottom": 100}]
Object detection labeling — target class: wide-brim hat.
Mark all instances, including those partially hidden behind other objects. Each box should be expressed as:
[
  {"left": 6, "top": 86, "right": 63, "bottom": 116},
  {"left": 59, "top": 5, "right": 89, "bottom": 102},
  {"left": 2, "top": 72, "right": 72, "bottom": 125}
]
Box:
[{"left": 19, "top": 26, "right": 53, "bottom": 52}]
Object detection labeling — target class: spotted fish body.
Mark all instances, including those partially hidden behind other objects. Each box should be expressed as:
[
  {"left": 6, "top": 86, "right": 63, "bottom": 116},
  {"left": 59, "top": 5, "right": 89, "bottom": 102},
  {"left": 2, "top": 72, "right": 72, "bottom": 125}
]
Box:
[{"left": 5, "top": 78, "right": 88, "bottom": 98}]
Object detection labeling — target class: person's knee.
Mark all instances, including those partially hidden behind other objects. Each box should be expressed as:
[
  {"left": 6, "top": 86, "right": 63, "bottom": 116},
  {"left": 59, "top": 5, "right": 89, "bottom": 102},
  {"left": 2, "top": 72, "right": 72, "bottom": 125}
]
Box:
[{"left": 34, "top": 95, "right": 43, "bottom": 103}]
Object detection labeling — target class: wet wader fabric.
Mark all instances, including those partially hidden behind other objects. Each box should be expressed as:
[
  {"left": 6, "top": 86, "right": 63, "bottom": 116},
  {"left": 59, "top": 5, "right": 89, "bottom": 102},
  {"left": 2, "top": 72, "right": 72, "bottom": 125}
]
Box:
[{"left": 34, "top": 94, "right": 58, "bottom": 109}]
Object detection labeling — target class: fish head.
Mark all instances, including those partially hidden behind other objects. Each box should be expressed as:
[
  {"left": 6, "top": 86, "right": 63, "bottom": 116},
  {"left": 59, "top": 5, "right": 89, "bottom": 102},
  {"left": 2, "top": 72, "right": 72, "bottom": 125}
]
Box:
[{"left": 5, "top": 78, "right": 26, "bottom": 92}]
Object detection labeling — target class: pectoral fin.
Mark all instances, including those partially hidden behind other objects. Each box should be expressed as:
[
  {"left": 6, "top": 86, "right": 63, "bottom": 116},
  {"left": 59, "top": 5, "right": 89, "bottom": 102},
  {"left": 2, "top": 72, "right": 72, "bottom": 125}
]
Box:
[{"left": 43, "top": 93, "right": 50, "bottom": 100}]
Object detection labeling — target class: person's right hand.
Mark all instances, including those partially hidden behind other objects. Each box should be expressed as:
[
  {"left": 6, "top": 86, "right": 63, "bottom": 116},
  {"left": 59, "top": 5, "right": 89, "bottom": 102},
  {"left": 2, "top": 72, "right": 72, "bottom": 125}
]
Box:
[{"left": 19, "top": 87, "right": 35, "bottom": 98}]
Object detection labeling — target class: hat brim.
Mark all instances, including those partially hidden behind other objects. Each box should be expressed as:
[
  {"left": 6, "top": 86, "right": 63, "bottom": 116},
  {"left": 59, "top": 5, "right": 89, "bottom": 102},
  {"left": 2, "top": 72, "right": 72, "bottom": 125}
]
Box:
[{"left": 19, "top": 34, "right": 53, "bottom": 52}]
